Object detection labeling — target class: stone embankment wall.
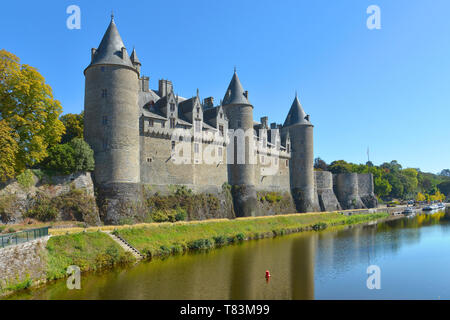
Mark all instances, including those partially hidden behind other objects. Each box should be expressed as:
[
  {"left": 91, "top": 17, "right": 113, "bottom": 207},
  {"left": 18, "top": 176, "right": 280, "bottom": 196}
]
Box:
[
  {"left": 0, "top": 172, "right": 100, "bottom": 225},
  {"left": 0, "top": 236, "right": 49, "bottom": 293}
]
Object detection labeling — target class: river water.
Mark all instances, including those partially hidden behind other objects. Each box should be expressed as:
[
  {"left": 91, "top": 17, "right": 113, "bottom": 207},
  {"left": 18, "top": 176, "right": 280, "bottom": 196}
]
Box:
[{"left": 10, "top": 208, "right": 450, "bottom": 300}]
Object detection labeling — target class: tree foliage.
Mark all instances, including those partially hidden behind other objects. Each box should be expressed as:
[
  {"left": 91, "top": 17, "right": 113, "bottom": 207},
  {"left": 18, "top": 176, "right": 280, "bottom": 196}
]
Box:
[
  {"left": 60, "top": 112, "right": 83, "bottom": 144},
  {"left": 314, "top": 157, "right": 328, "bottom": 171},
  {"left": 0, "top": 120, "right": 19, "bottom": 182},
  {"left": 42, "top": 138, "right": 94, "bottom": 175},
  {"left": 0, "top": 49, "right": 65, "bottom": 174}
]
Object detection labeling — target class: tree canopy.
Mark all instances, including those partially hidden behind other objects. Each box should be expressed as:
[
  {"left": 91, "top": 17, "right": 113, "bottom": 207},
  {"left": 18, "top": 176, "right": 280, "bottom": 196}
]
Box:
[
  {"left": 60, "top": 112, "right": 84, "bottom": 144},
  {"left": 0, "top": 49, "right": 65, "bottom": 176}
]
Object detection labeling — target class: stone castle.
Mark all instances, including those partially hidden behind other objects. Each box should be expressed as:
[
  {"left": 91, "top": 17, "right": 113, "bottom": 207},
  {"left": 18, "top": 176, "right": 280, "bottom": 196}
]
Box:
[{"left": 84, "top": 17, "right": 377, "bottom": 223}]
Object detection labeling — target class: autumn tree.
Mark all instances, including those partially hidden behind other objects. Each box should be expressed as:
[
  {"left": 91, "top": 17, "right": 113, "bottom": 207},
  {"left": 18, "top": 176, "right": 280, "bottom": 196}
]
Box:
[
  {"left": 415, "top": 192, "right": 426, "bottom": 202},
  {"left": 0, "top": 120, "right": 19, "bottom": 181},
  {"left": 0, "top": 49, "right": 65, "bottom": 174}
]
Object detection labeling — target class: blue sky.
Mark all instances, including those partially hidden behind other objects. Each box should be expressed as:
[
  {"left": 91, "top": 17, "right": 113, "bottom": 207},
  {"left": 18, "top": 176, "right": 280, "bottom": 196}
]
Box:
[{"left": 1, "top": 0, "right": 449, "bottom": 173}]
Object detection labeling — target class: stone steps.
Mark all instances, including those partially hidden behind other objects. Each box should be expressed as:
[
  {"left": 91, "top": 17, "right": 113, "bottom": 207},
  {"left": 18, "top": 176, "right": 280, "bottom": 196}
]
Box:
[{"left": 104, "top": 232, "right": 144, "bottom": 260}]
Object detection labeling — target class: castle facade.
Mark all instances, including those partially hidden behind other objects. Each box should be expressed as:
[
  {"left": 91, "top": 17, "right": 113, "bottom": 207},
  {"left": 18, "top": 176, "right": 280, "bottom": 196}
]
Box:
[{"left": 84, "top": 17, "right": 377, "bottom": 223}]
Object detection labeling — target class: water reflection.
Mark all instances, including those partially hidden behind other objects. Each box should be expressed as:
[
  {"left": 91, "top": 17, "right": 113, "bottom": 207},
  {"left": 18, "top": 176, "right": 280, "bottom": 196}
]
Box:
[{"left": 8, "top": 209, "right": 450, "bottom": 300}]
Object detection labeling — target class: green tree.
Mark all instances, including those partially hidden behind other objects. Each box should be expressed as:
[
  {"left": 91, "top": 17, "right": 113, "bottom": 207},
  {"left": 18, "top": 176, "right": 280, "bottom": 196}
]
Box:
[
  {"left": 328, "top": 160, "right": 353, "bottom": 174},
  {"left": 401, "top": 168, "right": 419, "bottom": 197},
  {"left": 60, "top": 112, "right": 84, "bottom": 144},
  {"left": 42, "top": 138, "right": 94, "bottom": 174},
  {"left": 374, "top": 176, "right": 392, "bottom": 197},
  {"left": 0, "top": 49, "right": 65, "bottom": 174},
  {"left": 437, "top": 181, "right": 450, "bottom": 197},
  {"left": 69, "top": 138, "right": 94, "bottom": 172},
  {"left": 314, "top": 157, "right": 328, "bottom": 171}
]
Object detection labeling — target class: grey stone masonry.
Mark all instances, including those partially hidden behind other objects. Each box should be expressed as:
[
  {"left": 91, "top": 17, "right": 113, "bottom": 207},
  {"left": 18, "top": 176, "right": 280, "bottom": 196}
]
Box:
[
  {"left": 82, "top": 16, "right": 378, "bottom": 223},
  {"left": 0, "top": 236, "right": 49, "bottom": 292}
]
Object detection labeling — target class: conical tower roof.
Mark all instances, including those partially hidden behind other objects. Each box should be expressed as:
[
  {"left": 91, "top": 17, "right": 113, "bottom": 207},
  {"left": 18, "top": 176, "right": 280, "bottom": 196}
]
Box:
[
  {"left": 130, "top": 48, "right": 140, "bottom": 65},
  {"left": 283, "top": 94, "right": 311, "bottom": 127},
  {"left": 88, "top": 16, "right": 133, "bottom": 68},
  {"left": 222, "top": 70, "right": 251, "bottom": 106}
]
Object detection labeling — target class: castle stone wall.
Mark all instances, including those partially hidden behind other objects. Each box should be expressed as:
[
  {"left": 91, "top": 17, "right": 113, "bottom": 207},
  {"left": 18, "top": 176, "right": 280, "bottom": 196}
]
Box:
[
  {"left": 315, "top": 171, "right": 341, "bottom": 211},
  {"left": 333, "top": 173, "right": 365, "bottom": 210},
  {"left": 254, "top": 156, "right": 291, "bottom": 192},
  {"left": 357, "top": 173, "right": 378, "bottom": 208}
]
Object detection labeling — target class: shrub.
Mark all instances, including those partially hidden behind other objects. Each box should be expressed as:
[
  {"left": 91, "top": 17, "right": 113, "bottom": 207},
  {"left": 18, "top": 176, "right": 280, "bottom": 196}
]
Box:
[
  {"left": 187, "top": 238, "right": 213, "bottom": 250},
  {"left": 26, "top": 192, "right": 58, "bottom": 222},
  {"left": 265, "top": 192, "right": 283, "bottom": 203},
  {"left": 174, "top": 208, "right": 187, "bottom": 221},
  {"left": 235, "top": 233, "right": 245, "bottom": 241},
  {"left": 0, "top": 194, "right": 17, "bottom": 223},
  {"left": 16, "top": 169, "right": 35, "bottom": 189},
  {"left": 213, "top": 235, "right": 227, "bottom": 246},
  {"left": 312, "top": 222, "right": 328, "bottom": 231}
]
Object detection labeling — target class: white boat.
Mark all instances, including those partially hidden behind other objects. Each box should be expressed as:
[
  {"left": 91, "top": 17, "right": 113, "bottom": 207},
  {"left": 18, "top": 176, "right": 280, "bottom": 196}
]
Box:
[{"left": 403, "top": 207, "right": 414, "bottom": 215}]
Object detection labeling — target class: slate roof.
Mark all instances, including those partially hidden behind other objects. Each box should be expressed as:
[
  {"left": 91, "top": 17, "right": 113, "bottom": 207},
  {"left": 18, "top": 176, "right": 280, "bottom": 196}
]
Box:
[
  {"left": 203, "top": 106, "right": 219, "bottom": 121},
  {"left": 222, "top": 71, "right": 251, "bottom": 106},
  {"left": 88, "top": 17, "right": 134, "bottom": 69},
  {"left": 130, "top": 48, "right": 140, "bottom": 65},
  {"left": 283, "top": 95, "right": 311, "bottom": 127}
]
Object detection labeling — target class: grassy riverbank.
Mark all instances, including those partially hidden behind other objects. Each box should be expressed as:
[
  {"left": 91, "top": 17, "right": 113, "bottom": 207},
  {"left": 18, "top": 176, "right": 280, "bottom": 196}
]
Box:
[
  {"left": 116, "top": 212, "right": 389, "bottom": 259},
  {"left": 46, "top": 232, "right": 135, "bottom": 280},
  {"left": 1, "top": 211, "right": 389, "bottom": 298}
]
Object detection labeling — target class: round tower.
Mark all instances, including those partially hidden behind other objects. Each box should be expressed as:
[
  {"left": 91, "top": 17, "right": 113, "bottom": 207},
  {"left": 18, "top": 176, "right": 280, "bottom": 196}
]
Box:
[
  {"left": 283, "top": 94, "right": 320, "bottom": 213},
  {"left": 222, "top": 70, "right": 257, "bottom": 217},
  {"left": 84, "top": 16, "right": 140, "bottom": 223}
]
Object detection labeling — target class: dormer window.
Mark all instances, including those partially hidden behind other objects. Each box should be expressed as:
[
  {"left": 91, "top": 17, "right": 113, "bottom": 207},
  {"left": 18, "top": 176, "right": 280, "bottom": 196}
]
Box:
[
  {"left": 170, "top": 118, "right": 176, "bottom": 128},
  {"left": 170, "top": 103, "right": 175, "bottom": 112},
  {"left": 220, "top": 112, "right": 223, "bottom": 119},
  {"left": 197, "top": 107, "right": 200, "bottom": 114}
]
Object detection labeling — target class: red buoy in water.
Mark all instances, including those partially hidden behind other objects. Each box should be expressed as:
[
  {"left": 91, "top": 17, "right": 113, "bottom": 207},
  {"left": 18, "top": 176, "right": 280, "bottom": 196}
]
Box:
[{"left": 265, "top": 270, "right": 271, "bottom": 278}]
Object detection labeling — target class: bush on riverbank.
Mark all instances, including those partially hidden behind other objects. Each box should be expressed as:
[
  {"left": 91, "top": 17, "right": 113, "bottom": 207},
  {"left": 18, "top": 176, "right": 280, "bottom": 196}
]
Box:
[
  {"left": 46, "top": 231, "right": 135, "bottom": 280},
  {"left": 117, "top": 212, "right": 389, "bottom": 259}
]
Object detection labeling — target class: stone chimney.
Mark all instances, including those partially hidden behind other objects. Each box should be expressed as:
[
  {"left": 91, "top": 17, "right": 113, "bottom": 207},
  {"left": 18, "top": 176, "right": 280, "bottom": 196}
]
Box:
[
  {"left": 91, "top": 48, "right": 97, "bottom": 62},
  {"left": 270, "top": 122, "right": 277, "bottom": 129},
  {"left": 204, "top": 97, "right": 214, "bottom": 108},
  {"left": 158, "top": 79, "right": 173, "bottom": 97},
  {"left": 260, "top": 116, "right": 268, "bottom": 128},
  {"left": 141, "top": 76, "right": 149, "bottom": 92}
]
